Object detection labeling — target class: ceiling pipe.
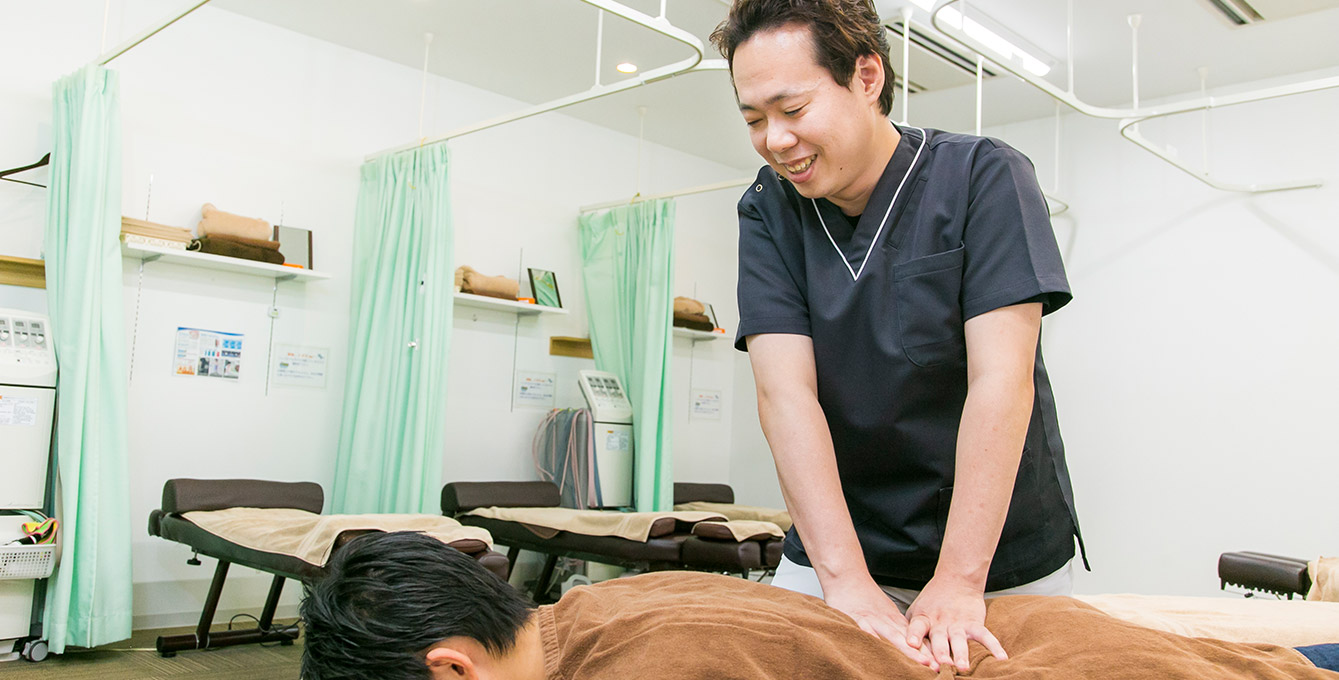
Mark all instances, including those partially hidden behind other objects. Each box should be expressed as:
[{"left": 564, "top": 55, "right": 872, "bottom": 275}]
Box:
[{"left": 929, "top": 0, "right": 1336, "bottom": 193}]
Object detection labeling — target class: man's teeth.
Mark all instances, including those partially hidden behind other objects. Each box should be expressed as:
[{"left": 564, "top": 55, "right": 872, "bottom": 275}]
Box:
[{"left": 785, "top": 156, "right": 815, "bottom": 173}]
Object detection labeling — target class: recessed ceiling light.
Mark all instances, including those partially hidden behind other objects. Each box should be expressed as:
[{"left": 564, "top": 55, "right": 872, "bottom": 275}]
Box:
[{"left": 616, "top": 62, "right": 638, "bottom": 74}]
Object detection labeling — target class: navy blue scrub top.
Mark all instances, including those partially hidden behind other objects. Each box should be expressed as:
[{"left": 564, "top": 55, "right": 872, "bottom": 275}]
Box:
[{"left": 735, "top": 124, "right": 1086, "bottom": 591}]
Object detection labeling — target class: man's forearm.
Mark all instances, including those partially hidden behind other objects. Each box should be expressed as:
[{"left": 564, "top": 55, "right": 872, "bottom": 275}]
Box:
[
  {"left": 758, "top": 389, "right": 869, "bottom": 584},
  {"left": 935, "top": 372, "right": 1035, "bottom": 590}
]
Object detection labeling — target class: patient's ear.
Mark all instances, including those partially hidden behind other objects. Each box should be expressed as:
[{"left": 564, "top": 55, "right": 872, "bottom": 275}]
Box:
[{"left": 425, "top": 644, "right": 481, "bottom": 679}]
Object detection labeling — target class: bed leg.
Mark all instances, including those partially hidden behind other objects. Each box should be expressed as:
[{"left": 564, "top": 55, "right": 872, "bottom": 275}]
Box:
[
  {"left": 158, "top": 560, "right": 231, "bottom": 657},
  {"left": 533, "top": 554, "right": 559, "bottom": 602},
  {"left": 506, "top": 546, "right": 521, "bottom": 580}
]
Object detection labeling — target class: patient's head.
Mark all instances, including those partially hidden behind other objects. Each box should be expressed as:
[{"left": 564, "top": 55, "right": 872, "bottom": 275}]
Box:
[{"left": 301, "top": 531, "right": 535, "bottom": 680}]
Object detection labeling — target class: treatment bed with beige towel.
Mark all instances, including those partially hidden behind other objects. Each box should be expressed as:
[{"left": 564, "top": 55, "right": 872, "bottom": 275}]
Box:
[
  {"left": 443, "top": 481, "right": 787, "bottom": 602},
  {"left": 148, "top": 478, "right": 507, "bottom": 657}
]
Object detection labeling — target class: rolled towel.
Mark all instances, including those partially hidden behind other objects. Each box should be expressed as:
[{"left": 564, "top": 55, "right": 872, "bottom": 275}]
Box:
[
  {"left": 674, "top": 296, "right": 705, "bottom": 316},
  {"left": 198, "top": 203, "right": 272, "bottom": 241},
  {"left": 673, "top": 313, "right": 714, "bottom": 332},
  {"left": 1309, "top": 557, "right": 1339, "bottom": 602},
  {"left": 190, "top": 237, "right": 285, "bottom": 265},
  {"left": 207, "top": 232, "right": 282, "bottom": 251},
  {"left": 460, "top": 267, "right": 519, "bottom": 300}
]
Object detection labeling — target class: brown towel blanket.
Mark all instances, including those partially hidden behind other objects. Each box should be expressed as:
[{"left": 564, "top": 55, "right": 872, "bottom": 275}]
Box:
[
  {"left": 540, "top": 572, "right": 1335, "bottom": 680},
  {"left": 456, "top": 265, "right": 519, "bottom": 300}
]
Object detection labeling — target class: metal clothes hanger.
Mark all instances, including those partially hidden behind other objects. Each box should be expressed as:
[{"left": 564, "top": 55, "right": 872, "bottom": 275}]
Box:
[{"left": 0, "top": 153, "right": 50, "bottom": 189}]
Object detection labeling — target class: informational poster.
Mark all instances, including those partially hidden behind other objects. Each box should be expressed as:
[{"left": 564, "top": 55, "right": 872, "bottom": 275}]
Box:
[
  {"left": 273, "top": 344, "right": 329, "bottom": 389},
  {"left": 0, "top": 396, "right": 38, "bottom": 427},
  {"left": 174, "top": 327, "right": 243, "bottom": 380},
  {"left": 691, "top": 389, "right": 722, "bottom": 420},
  {"left": 514, "top": 371, "right": 557, "bottom": 408}
]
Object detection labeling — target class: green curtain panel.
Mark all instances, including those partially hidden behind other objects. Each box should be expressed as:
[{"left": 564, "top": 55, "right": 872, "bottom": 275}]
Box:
[
  {"left": 579, "top": 199, "right": 676, "bottom": 512},
  {"left": 332, "top": 145, "right": 454, "bottom": 514},
  {"left": 42, "top": 65, "right": 133, "bottom": 652}
]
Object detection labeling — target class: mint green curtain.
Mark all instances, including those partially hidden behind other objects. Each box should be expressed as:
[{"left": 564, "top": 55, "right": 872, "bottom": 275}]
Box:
[
  {"left": 332, "top": 146, "right": 454, "bottom": 514},
  {"left": 42, "top": 65, "right": 133, "bottom": 653},
  {"left": 578, "top": 200, "right": 675, "bottom": 512}
]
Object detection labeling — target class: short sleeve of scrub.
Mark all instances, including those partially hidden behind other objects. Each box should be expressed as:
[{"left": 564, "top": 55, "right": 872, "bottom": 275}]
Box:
[
  {"left": 734, "top": 180, "right": 811, "bottom": 351},
  {"left": 960, "top": 146, "right": 1072, "bottom": 321}
]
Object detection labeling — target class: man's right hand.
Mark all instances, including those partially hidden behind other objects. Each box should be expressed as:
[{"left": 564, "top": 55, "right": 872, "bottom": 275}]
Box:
[{"left": 823, "top": 577, "right": 940, "bottom": 671}]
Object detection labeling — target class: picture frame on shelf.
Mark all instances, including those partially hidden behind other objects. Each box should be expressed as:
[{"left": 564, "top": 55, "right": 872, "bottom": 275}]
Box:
[
  {"left": 273, "top": 225, "right": 313, "bottom": 270},
  {"left": 527, "top": 268, "right": 562, "bottom": 308}
]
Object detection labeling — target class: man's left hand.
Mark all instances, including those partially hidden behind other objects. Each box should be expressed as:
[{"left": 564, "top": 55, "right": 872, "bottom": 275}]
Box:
[{"left": 905, "top": 578, "right": 1008, "bottom": 673}]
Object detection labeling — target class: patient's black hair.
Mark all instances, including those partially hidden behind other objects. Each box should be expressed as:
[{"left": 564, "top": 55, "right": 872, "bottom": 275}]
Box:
[{"left": 300, "top": 531, "right": 533, "bottom": 680}]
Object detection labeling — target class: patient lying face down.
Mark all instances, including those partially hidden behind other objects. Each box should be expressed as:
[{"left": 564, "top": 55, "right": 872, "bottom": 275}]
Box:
[{"left": 301, "top": 532, "right": 1339, "bottom": 680}]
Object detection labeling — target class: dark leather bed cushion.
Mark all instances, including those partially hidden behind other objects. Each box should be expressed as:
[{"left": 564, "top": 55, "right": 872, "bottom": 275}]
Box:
[
  {"left": 162, "top": 478, "right": 324, "bottom": 515},
  {"left": 1218, "top": 551, "right": 1312, "bottom": 596},
  {"left": 681, "top": 536, "right": 762, "bottom": 571},
  {"left": 673, "top": 482, "right": 735, "bottom": 505},
  {"left": 442, "top": 481, "right": 561, "bottom": 515}
]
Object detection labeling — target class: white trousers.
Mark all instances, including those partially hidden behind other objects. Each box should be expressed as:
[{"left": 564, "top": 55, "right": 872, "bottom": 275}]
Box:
[{"left": 772, "top": 555, "right": 1074, "bottom": 613}]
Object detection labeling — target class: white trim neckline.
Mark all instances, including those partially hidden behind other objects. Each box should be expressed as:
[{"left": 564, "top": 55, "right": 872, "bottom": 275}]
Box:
[{"left": 811, "top": 126, "right": 927, "bottom": 282}]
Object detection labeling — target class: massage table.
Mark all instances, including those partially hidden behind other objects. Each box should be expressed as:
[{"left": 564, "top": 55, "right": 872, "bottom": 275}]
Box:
[
  {"left": 672, "top": 482, "right": 786, "bottom": 571},
  {"left": 443, "top": 481, "right": 783, "bottom": 601},
  {"left": 149, "top": 478, "right": 508, "bottom": 657}
]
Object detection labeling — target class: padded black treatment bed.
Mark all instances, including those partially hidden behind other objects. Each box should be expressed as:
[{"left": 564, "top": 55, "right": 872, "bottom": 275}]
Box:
[
  {"left": 149, "top": 478, "right": 509, "bottom": 657},
  {"left": 673, "top": 482, "right": 786, "bottom": 570},
  {"left": 443, "top": 481, "right": 780, "bottom": 601}
]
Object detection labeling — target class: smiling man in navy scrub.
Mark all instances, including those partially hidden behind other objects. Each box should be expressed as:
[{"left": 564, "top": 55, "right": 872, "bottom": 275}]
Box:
[{"left": 711, "top": 0, "right": 1086, "bottom": 674}]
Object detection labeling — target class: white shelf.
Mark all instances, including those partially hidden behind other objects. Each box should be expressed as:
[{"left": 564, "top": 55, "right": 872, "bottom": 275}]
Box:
[
  {"left": 673, "top": 327, "right": 727, "bottom": 341},
  {"left": 454, "top": 292, "right": 568, "bottom": 316},
  {"left": 121, "top": 242, "right": 331, "bottom": 282}
]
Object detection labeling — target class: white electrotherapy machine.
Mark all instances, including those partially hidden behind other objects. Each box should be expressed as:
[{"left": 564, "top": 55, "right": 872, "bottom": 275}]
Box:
[
  {"left": 577, "top": 370, "right": 634, "bottom": 508},
  {"left": 0, "top": 308, "right": 58, "bottom": 663}
]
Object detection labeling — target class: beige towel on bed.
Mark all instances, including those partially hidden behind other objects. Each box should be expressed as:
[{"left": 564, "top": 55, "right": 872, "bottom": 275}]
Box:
[
  {"left": 690, "top": 520, "right": 785, "bottom": 542},
  {"left": 182, "top": 508, "right": 493, "bottom": 567},
  {"left": 463, "top": 507, "right": 725, "bottom": 542},
  {"left": 1076, "top": 593, "right": 1339, "bottom": 647},
  {"left": 674, "top": 502, "right": 793, "bottom": 532},
  {"left": 1308, "top": 557, "right": 1339, "bottom": 602}
]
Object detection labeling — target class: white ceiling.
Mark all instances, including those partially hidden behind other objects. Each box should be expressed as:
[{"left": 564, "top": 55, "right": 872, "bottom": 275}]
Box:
[{"left": 213, "top": 0, "right": 1339, "bottom": 172}]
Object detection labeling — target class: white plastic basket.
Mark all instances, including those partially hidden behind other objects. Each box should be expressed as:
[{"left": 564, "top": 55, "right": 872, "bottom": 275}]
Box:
[{"left": 0, "top": 545, "right": 55, "bottom": 580}]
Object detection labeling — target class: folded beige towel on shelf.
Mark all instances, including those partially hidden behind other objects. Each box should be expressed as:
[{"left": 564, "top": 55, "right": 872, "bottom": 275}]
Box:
[
  {"left": 455, "top": 265, "right": 519, "bottom": 300},
  {"left": 674, "top": 296, "right": 705, "bottom": 316},
  {"left": 463, "top": 506, "right": 726, "bottom": 542},
  {"left": 198, "top": 203, "right": 272, "bottom": 241},
  {"left": 1308, "top": 556, "right": 1339, "bottom": 602},
  {"left": 182, "top": 507, "right": 492, "bottom": 567},
  {"left": 673, "top": 502, "right": 793, "bottom": 532},
  {"left": 1075, "top": 593, "right": 1339, "bottom": 648}
]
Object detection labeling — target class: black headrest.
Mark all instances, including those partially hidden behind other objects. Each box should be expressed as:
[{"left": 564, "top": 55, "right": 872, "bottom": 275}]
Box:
[
  {"left": 441, "top": 481, "right": 561, "bottom": 515},
  {"left": 674, "top": 482, "right": 735, "bottom": 505},
  {"left": 161, "top": 478, "right": 324, "bottom": 515}
]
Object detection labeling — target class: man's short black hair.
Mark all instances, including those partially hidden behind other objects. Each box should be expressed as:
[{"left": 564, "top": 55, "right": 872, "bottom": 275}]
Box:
[
  {"left": 711, "top": 0, "right": 897, "bottom": 116},
  {"left": 300, "top": 531, "right": 533, "bottom": 680}
]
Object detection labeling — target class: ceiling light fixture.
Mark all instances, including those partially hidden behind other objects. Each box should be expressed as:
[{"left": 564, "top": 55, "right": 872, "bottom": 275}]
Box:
[
  {"left": 906, "top": 0, "right": 1052, "bottom": 77},
  {"left": 616, "top": 62, "right": 638, "bottom": 74}
]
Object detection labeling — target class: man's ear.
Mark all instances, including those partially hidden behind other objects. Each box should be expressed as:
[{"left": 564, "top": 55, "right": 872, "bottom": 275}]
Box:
[
  {"left": 851, "top": 53, "right": 885, "bottom": 106},
  {"left": 425, "top": 645, "right": 481, "bottom": 679}
]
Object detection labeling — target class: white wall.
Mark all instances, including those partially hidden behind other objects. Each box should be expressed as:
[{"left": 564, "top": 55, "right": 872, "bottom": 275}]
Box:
[
  {"left": 979, "top": 71, "right": 1339, "bottom": 597},
  {"left": 0, "top": 1, "right": 750, "bottom": 629}
]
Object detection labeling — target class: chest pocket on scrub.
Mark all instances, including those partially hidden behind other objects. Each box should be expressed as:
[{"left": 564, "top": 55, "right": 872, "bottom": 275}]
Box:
[{"left": 893, "top": 244, "right": 966, "bottom": 367}]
